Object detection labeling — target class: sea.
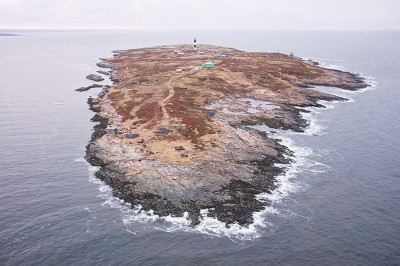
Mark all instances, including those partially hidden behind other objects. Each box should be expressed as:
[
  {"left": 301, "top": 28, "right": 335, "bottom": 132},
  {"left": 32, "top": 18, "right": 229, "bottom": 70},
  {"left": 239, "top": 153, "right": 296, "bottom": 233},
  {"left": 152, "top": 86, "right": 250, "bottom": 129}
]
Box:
[{"left": 0, "top": 30, "right": 399, "bottom": 265}]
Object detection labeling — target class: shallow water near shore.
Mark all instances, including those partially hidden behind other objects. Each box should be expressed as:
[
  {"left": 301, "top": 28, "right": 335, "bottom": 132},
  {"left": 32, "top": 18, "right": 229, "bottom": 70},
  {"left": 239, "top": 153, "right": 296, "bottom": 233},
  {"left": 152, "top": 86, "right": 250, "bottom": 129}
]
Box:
[{"left": 1, "top": 30, "right": 399, "bottom": 265}]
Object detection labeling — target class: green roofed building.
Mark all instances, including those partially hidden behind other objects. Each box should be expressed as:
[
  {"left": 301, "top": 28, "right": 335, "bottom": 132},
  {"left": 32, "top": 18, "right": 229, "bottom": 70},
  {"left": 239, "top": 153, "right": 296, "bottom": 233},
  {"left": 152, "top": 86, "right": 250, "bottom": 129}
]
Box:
[{"left": 203, "top": 62, "right": 215, "bottom": 68}]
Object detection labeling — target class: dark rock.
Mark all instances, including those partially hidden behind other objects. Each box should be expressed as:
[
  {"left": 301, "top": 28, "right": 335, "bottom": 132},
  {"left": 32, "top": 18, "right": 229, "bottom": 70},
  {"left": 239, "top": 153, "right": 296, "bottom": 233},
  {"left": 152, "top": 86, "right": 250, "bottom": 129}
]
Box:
[
  {"left": 307, "top": 70, "right": 368, "bottom": 91},
  {"left": 86, "top": 74, "right": 104, "bottom": 82},
  {"left": 155, "top": 128, "right": 173, "bottom": 134},
  {"left": 97, "top": 85, "right": 110, "bottom": 98},
  {"left": 206, "top": 111, "right": 216, "bottom": 117},
  {"left": 96, "top": 62, "right": 113, "bottom": 69},
  {"left": 76, "top": 87, "right": 89, "bottom": 92},
  {"left": 97, "top": 70, "right": 111, "bottom": 76},
  {"left": 75, "top": 83, "right": 102, "bottom": 92},
  {"left": 110, "top": 72, "right": 121, "bottom": 83},
  {"left": 241, "top": 106, "right": 308, "bottom": 132},
  {"left": 112, "top": 50, "right": 128, "bottom": 57},
  {"left": 126, "top": 134, "right": 140, "bottom": 139}
]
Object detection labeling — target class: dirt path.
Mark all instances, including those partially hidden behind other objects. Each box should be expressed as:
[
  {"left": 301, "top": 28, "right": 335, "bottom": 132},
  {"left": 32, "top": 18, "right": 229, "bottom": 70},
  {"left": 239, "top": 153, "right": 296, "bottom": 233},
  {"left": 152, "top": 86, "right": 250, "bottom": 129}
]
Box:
[
  {"left": 136, "top": 70, "right": 191, "bottom": 130},
  {"left": 161, "top": 70, "right": 192, "bottom": 120}
]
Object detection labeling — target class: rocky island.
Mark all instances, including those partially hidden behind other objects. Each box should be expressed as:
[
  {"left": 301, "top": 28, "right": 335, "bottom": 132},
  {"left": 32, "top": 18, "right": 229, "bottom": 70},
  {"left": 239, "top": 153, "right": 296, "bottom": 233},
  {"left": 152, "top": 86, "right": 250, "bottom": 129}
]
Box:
[{"left": 84, "top": 44, "right": 367, "bottom": 226}]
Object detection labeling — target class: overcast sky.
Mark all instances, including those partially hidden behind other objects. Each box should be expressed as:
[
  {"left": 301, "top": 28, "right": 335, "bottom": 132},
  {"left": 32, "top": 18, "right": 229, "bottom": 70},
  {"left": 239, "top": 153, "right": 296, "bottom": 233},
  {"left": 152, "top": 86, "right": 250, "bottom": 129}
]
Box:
[{"left": 1, "top": 0, "right": 399, "bottom": 30}]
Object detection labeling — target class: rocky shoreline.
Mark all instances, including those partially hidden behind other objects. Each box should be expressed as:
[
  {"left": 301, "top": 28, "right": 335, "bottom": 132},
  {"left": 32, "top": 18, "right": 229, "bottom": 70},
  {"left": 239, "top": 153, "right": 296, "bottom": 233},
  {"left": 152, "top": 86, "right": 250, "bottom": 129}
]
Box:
[
  {"left": 82, "top": 45, "right": 368, "bottom": 226},
  {"left": 85, "top": 113, "right": 290, "bottom": 225}
]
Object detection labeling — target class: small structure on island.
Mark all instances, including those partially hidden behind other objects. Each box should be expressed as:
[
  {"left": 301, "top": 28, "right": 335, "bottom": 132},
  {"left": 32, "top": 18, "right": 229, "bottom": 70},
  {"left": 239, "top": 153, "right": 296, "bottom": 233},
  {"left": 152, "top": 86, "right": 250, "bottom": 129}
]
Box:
[
  {"left": 203, "top": 62, "right": 215, "bottom": 68},
  {"left": 176, "top": 68, "right": 183, "bottom": 73},
  {"left": 177, "top": 121, "right": 186, "bottom": 130},
  {"left": 175, "top": 146, "right": 186, "bottom": 152},
  {"left": 126, "top": 133, "right": 140, "bottom": 139},
  {"left": 194, "top": 38, "right": 197, "bottom": 51},
  {"left": 173, "top": 50, "right": 184, "bottom": 56},
  {"left": 106, "top": 125, "right": 119, "bottom": 135},
  {"left": 155, "top": 128, "right": 173, "bottom": 135},
  {"left": 205, "top": 111, "right": 216, "bottom": 117}
]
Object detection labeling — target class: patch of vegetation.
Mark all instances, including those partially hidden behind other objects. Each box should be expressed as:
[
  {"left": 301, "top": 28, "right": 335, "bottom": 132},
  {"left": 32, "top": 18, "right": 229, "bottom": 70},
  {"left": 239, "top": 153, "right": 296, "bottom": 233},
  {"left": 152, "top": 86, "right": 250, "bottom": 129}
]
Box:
[{"left": 136, "top": 102, "right": 160, "bottom": 123}]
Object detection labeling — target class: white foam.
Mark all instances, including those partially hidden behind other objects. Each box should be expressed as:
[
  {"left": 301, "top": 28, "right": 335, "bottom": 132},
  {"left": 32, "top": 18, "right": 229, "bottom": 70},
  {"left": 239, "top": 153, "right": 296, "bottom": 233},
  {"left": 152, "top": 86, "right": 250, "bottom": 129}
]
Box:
[
  {"left": 321, "top": 63, "right": 346, "bottom": 71},
  {"left": 304, "top": 57, "right": 345, "bottom": 63},
  {"left": 257, "top": 136, "right": 313, "bottom": 204},
  {"left": 359, "top": 75, "right": 378, "bottom": 92},
  {"left": 74, "top": 154, "right": 279, "bottom": 240},
  {"left": 74, "top": 157, "right": 86, "bottom": 163},
  {"left": 118, "top": 202, "right": 272, "bottom": 240},
  {"left": 301, "top": 111, "right": 325, "bottom": 136},
  {"left": 303, "top": 57, "right": 347, "bottom": 71},
  {"left": 126, "top": 229, "right": 137, "bottom": 235},
  {"left": 183, "top": 135, "right": 323, "bottom": 240}
]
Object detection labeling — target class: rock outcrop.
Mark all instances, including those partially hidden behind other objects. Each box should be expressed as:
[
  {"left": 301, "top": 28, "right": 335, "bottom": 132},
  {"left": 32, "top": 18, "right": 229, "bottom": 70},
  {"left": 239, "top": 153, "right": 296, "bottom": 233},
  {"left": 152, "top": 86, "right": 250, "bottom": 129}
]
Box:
[
  {"left": 76, "top": 84, "right": 103, "bottom": 92},
  {"left": 86, "top": 74, "right": 104, "bottom": 82}
]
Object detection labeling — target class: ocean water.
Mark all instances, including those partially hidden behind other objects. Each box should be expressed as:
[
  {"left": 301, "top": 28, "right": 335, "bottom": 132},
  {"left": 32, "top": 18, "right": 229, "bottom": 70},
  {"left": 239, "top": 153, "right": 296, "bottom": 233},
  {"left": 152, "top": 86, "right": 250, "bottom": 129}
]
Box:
[{"left": 0, "top": 30, "right": 399, "bottom": 265}]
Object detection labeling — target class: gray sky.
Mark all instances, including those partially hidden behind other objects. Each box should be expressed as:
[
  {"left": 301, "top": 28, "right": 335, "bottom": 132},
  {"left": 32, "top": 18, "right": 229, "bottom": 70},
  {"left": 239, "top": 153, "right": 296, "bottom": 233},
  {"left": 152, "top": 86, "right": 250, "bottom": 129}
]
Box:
[{"left": 1, "top": 0, "right": 399, "bottom": 30}]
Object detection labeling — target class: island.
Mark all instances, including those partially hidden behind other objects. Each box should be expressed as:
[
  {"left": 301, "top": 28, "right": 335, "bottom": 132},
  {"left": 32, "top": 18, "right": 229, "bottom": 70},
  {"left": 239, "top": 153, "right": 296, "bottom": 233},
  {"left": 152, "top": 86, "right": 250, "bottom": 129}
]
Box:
[{"left": 84, "top": 44, "right": 367, "bottom": 226}]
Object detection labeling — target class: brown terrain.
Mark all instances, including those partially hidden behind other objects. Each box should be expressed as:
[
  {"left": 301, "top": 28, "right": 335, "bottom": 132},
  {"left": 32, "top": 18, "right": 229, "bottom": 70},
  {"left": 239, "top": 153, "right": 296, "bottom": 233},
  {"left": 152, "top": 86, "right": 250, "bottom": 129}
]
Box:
[{"left": 85, "top": 44, "right": 367, "bottom": 225}]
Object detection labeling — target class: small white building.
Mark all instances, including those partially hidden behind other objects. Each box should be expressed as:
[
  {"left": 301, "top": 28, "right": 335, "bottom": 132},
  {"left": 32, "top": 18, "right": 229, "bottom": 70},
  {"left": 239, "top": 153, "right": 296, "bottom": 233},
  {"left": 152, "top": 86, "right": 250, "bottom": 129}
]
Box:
[
  {"left": 176, "top": 68, "right": 183, "bottom": 73},
  {"left": 176, "top": 52, "right": 185, "bottom": 56},
  {"left": 106, "top": 125, "right": 119, "bottom": 135}
]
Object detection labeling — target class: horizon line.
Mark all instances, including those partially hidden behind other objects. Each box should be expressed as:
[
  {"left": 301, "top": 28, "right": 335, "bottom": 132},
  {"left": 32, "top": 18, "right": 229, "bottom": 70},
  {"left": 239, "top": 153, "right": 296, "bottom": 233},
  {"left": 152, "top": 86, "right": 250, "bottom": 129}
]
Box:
[{"left": 1, "top": 28, "right": 399, "bottom": 32}]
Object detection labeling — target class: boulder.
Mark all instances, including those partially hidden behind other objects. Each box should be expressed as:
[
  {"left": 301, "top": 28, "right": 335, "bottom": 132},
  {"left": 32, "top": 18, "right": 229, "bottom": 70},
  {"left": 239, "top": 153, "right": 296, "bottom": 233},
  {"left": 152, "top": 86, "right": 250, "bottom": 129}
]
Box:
[{"left": 86, "top": 74, "right": 104, "bottom": 82}]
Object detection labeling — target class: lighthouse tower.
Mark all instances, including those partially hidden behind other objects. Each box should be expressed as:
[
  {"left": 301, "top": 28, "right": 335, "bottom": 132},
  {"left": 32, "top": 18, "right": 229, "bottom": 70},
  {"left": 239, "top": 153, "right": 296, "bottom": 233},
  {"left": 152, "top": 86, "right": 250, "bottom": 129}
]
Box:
[{"left": 194, "top": 38, "right": 197, "bottom": 51}]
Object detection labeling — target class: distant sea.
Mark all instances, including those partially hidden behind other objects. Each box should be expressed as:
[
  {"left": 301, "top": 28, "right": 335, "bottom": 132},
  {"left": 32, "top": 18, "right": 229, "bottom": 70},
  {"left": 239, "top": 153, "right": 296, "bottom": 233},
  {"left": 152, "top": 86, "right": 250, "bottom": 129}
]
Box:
[{"left": 1, "top": 30, "right": 399, "bottom": 265}]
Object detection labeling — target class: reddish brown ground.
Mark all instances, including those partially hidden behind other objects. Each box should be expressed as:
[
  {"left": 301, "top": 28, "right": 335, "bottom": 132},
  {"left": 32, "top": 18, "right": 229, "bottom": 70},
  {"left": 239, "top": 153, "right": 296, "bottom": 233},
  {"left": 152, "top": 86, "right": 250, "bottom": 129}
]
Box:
[{"left": 99, "top": 44, "right": 361, "bottom": 164}]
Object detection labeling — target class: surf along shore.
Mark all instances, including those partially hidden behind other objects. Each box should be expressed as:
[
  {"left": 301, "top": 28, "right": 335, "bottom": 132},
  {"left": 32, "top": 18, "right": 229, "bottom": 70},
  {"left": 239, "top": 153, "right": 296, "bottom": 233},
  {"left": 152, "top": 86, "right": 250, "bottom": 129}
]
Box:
[{"left": 83, "top": 44, "right": 367, "bottom": 226}]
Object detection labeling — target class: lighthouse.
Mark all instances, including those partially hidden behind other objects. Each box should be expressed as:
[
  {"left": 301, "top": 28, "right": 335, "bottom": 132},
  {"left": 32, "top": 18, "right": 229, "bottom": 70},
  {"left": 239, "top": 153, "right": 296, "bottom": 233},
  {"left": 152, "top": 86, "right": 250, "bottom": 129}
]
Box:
[{"left": 194, "top": 38, "right": 197, "bottom": 51}]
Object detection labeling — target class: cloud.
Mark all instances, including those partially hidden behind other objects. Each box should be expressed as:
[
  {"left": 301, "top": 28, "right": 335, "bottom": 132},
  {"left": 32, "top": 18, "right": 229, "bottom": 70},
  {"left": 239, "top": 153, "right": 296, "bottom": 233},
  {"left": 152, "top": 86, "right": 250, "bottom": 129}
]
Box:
[
  {"left": 0, "top": 0, "right": 399, "bottom": 30},
  {"left": 0, "top": 0, "right": 20, "bottom": 6}
]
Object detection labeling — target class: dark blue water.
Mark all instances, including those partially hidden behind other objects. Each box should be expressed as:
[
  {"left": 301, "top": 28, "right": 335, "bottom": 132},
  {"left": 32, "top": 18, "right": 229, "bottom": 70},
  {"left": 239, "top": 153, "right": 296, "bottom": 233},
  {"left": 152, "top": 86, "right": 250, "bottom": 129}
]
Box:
[{"left": 1, "top": 30, "right": 399, "bottom": 265}]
